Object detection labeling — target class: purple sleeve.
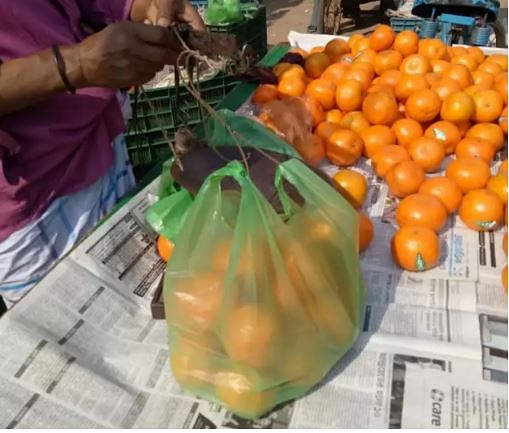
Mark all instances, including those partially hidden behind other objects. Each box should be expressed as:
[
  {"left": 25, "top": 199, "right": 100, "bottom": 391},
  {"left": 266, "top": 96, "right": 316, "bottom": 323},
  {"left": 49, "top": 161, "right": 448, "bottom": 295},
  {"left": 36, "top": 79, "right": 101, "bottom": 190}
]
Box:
[{"left": 76, "top": 0, "right": 135, "bottom": 27}]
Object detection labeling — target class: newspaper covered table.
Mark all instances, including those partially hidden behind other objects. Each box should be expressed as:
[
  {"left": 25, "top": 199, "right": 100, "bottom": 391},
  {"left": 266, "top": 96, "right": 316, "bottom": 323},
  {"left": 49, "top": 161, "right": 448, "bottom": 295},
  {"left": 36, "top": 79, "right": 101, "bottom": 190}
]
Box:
[{"left": 1, "top": 40, "right": 508, "bottom": 430}]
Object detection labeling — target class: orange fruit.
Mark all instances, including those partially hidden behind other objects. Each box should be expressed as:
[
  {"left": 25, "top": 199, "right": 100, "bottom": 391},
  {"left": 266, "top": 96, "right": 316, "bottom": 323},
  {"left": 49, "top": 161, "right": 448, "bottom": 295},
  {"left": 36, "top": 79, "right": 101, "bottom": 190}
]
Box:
[
  {"left": 465, "top": 84, "right": 486, "bottom": 97},
  {"left": 360, "top": 124, "right": 396, "bottom": 158},
  {"left": 486, "top": 54, "right": 508, "bottom": 72},
  {"left": 302, "top": 95, "right": 326, "bottom": 127},
  {"left": 424, "top": 120, "right": 462, "bottom": 154},
  {"left": 391, "top": 226, "right": 440, "bottom": 271},
  {"left": 442, "top": 64, "right": 473, "bottom": 89},
  {"left": 419, "top": 176, "right": 463, "bottom": 214},
  {"left": 448, "top": 46, "right": 468, "bottom": 57},
  {"left": 400, "top": 54, "right": 431, "bottom": 74},
  {"left": 277, "top": 76, "right": 306, "bottom": 98},
  {"left": 465, "top": 122, "right": 505, "bottom": 152},
  {"left": 478, "top": 60, "right": 503, "bottom": 75},
  {"left": 359, "top": 212, "right": 374, "bottom": 252},
  {"left": 467, "top": 46, "right": 485, "bottom": 64},
  {"left": 310, "top": 46, "right": 325, "bottom": 54},
  {"left": 455, "top": 137, "right": 495, "bottom": 163},
  {"left": 440, "top": 91, "right": 475, "bottom": 122},
  {"left": 386, "top": 160, "right": 426, "bottom": 198},
  {"left": 252, "top": 84, "right": 279, "bottom": 105},
  {"left": 378, "top": 70, "right": 402, "bottom": 88},
  {"left": 500, "top": 159, "right": 508, "bottom": 175},
  {"left": 343, "top": 67, "right": 372, "bottom": 90},
  {"left": 315, "top": 120, "right": 342, "bottom": 143},
  {"left": 370, "top": 24, "right": 395, "bottom": 52},
  {"left": 396, "top": 193, "right": 448, "bottom": 232},
  {"left": 405, "top": 89, "right": 442, "bottom": 122},
  {"left": 289, "top": 47, "right": 309, "bottom": 58},
  {"left": 305, "top": 53, "right": 331, "bottom": 79},
  {"left": 445, "top": 156, "right": 491, "bottom": 193},
  {"left": 340, "top": 111, "right": 371, "bottom": 135},
  {"left": 324, "top": 38, "right": 350, "bottom": 62},
  {"left": 325, "top": 108, "right": 344, "bottom": 123},
  {"left": 276, "top": 64, "right": 307, "bottom": 81},
  {"left": 336, "top": 79, "right": 365, "bottom": 112},
  {"left": 392, "top": 118, "right": 424, "bottom": 148},
  {"left": 456, "top": 120, "right": 473, "bottom": 137},
  {"left": 471, "top": 89, "right": 504, "bottom": 123},
  {"left": 348, "top": 34, "right": 364, "bottom": 49},
  {"left": 472, "top": 70, "right": 495, "bottom": 89},
  {"left": 408, "top": 136, "right": 445, "bottom": 172},
  {"left": 503, "top": 265, "right": 508, "bottom": 292},
  {"left": 499, "top": 107, "right": 508, "bottom": 135},
  {"left": 372, "top": 144, "right": 411, "bottom": 178},
  {"left": 504, "top": 231, "right": 508, "bottom": 255},
  {"left": 353, "top": 49, "right": 377, "bottom": 66},
  {"left": 170, "top": 272, "right": 223, "bottom": 331},
  {"left": 426, "top": 72, "right": 441, "bottom": 86},
  {"left": 451, "top": 53, "right": 479, "bottom": 72},
  {"left": 487, "top": 173, "right": 508, "bottom": 205},
  {"left": 351, "top": 61, "right": 376, "bottom": 80},
  {"left": 170, "top": 336, "right": 214, "bottom": 389},
  {"left": 374, "top": 50, "right": 403, "bottom": 75},
  {"left": 362, "top": 91, "right": 399, "bottom": 125},
  {"left": 321, "top": 63, "right": 350, "bottom": 84},
  {"left": 418, "top": 38, "right": 447, "bottom": 60},
  {"left": 297, "top": 133, "right": 325, "bottom": 167},
  {"left": 333, "top": 169, "right": 368, "bottom": 208},
  {"left": 494, "top": 74, "right": 508, "bottom": 105},
  {"left": 431, "top": 59, "right": 450, "bottom": 74},
  {"left": 306, "top": 78, "right": 336, "bottom": 110},
  {"left": 395, "top": 73, "right": 429, "bottom": 102},
  {"left": 431, "top": 78, "right": 462, "bottom": 101},
  {"left": 459, "top": 189, "right": 504, "bottom": 232},
  {"left": 393, "top": 30, "right": 419, "bottom": 57},
  {"left": 222, "top": 305, "right": 279, "bottom": 369},
  {"left": 352, "top": 37, "right": 371, "bottom": 55},
  {"left": 367, "top": 83, "right": 395, "bottom": 96},
  {"left": 215, "top": 367, "right": 274, "bottom": 418},
  {"left": 157, "top": 236, "right": 174, "bottom": 262},
  {"left": 326, "top": 129, "right": 364, "bottom": 166}
]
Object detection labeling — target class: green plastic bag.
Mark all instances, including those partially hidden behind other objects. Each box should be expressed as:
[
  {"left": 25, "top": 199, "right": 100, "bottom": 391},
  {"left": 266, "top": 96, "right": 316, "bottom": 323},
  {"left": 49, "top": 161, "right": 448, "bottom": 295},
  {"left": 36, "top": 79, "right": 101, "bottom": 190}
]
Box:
[{"left": 163, "top": 159, "right": 365, "bottom": 419}]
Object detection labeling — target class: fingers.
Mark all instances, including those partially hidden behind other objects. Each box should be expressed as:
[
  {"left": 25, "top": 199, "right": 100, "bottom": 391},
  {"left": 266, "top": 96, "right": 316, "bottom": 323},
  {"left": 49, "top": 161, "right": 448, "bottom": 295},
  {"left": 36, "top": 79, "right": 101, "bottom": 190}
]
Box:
[
  {"left": 132, "top": 22, "right": 173, "bottom": 45},
  {"left": 131, "top": 42, "right": 178, "bottom": 64},
  {"left": 145, "top": 0, "right": 176, "bottom": 27},
  {"left": 179, "top": 3, "right": 206, "bottom": 31}
]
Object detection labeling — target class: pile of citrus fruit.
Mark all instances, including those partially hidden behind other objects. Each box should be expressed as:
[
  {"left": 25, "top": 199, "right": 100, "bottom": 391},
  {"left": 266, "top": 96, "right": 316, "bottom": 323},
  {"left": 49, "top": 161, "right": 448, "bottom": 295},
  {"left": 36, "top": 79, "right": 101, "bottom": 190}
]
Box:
[{"left": 252, "top": 25, "right": 508, "bottom": 292}]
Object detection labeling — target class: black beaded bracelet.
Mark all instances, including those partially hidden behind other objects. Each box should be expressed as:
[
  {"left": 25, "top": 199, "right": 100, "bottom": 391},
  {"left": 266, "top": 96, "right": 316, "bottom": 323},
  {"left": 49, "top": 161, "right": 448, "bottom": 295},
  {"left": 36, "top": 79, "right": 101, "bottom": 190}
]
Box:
[{"left": 51, "top": 45, "right": 76, "bottom": 94}]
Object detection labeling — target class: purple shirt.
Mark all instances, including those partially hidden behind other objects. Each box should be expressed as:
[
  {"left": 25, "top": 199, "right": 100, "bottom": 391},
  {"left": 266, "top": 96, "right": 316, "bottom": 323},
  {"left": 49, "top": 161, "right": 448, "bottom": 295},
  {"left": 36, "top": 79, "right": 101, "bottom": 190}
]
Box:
[{"left": 0, "top": 0, "right": 134, "bottom": 241}]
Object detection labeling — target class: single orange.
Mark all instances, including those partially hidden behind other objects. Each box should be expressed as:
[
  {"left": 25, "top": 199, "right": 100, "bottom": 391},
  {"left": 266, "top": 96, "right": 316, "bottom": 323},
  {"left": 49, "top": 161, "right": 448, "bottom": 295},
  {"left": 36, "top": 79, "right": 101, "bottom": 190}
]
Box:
[
  {"left": 455, "top": 137, "right": 495, "bottom": 163},
  {"left": 400, "top": 54, "right": 432, "bottom": 74},
  {"left": 326, "top": 129, "right": 364, "bottom": 166},
  {"left": 467, "top": 46, "right": 485, "bottom": 64},
  {"left": 465, "top": 84, "right": 487, "bottom": 97},
  {"left": 310, "top": 46, "right": 325, "bottom": 54},
  {"left": 370, "top": 24, "right": 395, "bottom": 52},
  {"left": 326, "top": 109, "right": 344, "bottom": 124},
  {"left": 504, "top": 231, "right": 508, "bottom": 255},
  {"left": 336, "top": 79, "right": 365, "bottom": 112},
  {"left": 342, "top": 67, "right": 372, "bottom": 90},
  {"left": 494, "top": 74, "right": 508, "bottom": 105},
  {"left": 302, "top": 95, "right": 326, "bottom": 127},
  {"left": 465, "top": 122, "right": 505, "bottom": 151},
  {"left": 424, "top": 120, "right": 462, "bottom": 154},
  {"left": 351, "top": 37, "right": 371, "bottom": 55},
  {"left": 315, "top": 120, "right": 342, "bottom": 143},
  {"left": 393, "top": 30, "right": 419, "bottom": 57},
  {"left": 499, "top": 107, "right": 508, "bottom": 135},
  {"left": 295, "top": 133, "right": 326, "bottom": 167},
  {"left": 455, "top": 120, "right": 473, "bottom": 137},
  {"left": 418, "top": 38, "right": 447, "bottom": 60},
  {"left": 277, "top": 76, "right": 306, "bottom": 98},
  {"left": 478, "top": 60, "right": 503, "bottom": 76},
  {"left": 392, "top": 118, "right": 424, "bottom": 148},
  {"left": 440, "top": 91, "right": 475, "bottom": 122},
  {"left": 396, "top": 193, "right": 448, "bottom": 232},
  {"left": 426, "top": 72, "right": 441, "bottom": 86},
  {"left": 386, "top": 160, "right": 426, "bottom": 198},
  {"left": 378, "top": 69, "right": 402, "bottom": 88},
  {"left": 333, "top": 169, "right": 368, "bottom": 208},
  {"left": 471, "top": 89, "right": 504, "bottom": 123},
  {"left": 351, "top": 61, "right": 376, "bottom": 80},
  {"left": 408, "top": 136, "right": 446, "bottom": 172},
  {"left": 405, "top": 89, "right": 442, "bottom": 122},
  {"left": 359, "top": 212, "right": 374, "bottom": 252},
  {"left": 487, "top": 172, "right": 508, "bottom": 205},
  {"left": 157, "top": 236, "right": 174, "bottom": 262},
  {"left": 486, "top": 54, "right": 508, "bottom": 72},
  {"left": 500, "top": 159, "right": 508, "bottom": 175},
  {"left": 340, "top": 111, "right": 371, "bottom": 135},
  {"left": 395, "top": 73, "right": 429, "bottom": 102},
  {"left": 324, "top": 38, "right": 350, "bottom": 62},
  {"left": 372, "top": 144, "right": 411, "bottom": 177},
  {"left": 362, "top": 91, "right": 399, "bottom": 125},
  {"left": 419, "top": 176, "right": 463, "bottom": 213},
  {"left": 360, "top": 124, "right": 396, "bottom": 158},
  {"left": 321, "top": 62, "right": 350, "bottom": 84},
  {"left": 431, "top": 59, "right": 450, "bottom": 74},
  {"left": 431, "top": 78, "right": 462, "bottom": 101},
  {"left": 391, "top": 226, "right": 440, "bottom": 271},
  {"left": 305, "top": 53, "right": 331, "bottom": 79},
  {"left": 472, "top": 70, "right": 495, "bottom": 89},
  {"left": 276, "top": 63, "right": 307, "bottom": 81},
  {"left": 306, "top": 78, "right": 336, "bottom": 110},
  {"left": 445, "top": 156, "right": 491, "bottom": 193},
  {"left": 252, "top": 84, "right": 279, "bottom": 105},
  {"left": 459, "top": 189, "right": 504, "bottom": 231},
  {"left": 353, "top": 48, "right": 378, "bottom": 65},
  {"left": 348, "top": 34, "right": 364, "bottom": 49},
  {"left": 442, "top": 64, "right": 473, "bottom": 89},
  {"left": 448, "top": 46, "right": 468, "bottom": 57},
  {"left": 503, "top": 265, "right": 508, "bottom": 292},
  {"left": 374, "top": 50, "right": 403, "bottom": 75},
  {"left": 451, "top": 53, "right": 479, "bottom": 72}
]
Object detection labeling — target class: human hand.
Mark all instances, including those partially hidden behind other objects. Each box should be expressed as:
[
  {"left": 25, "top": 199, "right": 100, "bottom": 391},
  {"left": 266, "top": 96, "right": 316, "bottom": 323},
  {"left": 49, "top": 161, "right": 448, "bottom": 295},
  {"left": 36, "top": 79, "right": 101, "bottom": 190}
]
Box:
[
  {"left": 72, "top": 21, "right": 180, "bottom": 88},
  {"left": 131, "top": 0, "right": 206, "bottom": 31}
]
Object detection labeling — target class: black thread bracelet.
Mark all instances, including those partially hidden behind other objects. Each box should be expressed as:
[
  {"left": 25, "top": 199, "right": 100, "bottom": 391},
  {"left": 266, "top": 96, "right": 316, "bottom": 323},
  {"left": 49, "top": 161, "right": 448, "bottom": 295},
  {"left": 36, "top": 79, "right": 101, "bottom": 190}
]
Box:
[{"left": 51, "top": 45, "right": 76, "bottom": 94}]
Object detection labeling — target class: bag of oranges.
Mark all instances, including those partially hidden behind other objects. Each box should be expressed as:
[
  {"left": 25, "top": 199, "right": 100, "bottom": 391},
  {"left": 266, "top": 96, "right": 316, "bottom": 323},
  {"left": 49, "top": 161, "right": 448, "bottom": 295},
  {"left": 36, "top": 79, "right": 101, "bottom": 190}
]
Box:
[{"left": 163, "top": 158, "right": 365, "bottom": 419}]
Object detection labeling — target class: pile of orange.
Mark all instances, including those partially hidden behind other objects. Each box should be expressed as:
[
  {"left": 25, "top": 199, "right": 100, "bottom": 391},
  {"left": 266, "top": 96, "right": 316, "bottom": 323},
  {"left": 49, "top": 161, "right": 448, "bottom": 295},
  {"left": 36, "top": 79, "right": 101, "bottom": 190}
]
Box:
[{"left": 252, "top": 26, "right": 508, "bottom": 290}]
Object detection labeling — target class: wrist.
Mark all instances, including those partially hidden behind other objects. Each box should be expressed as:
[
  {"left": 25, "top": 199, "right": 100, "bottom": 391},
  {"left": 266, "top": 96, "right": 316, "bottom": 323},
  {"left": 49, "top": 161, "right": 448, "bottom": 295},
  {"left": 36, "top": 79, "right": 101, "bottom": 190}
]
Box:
[{"left": 59, "top": 45, "right": 88, "bottom": 89}]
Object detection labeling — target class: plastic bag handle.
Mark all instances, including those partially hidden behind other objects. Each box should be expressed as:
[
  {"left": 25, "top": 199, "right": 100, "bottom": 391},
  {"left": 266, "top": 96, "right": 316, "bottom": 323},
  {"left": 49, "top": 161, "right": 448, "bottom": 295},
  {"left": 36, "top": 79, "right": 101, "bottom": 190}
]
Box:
[{"left": 200, "top": 160, "right": 250, "bottom": 191}]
